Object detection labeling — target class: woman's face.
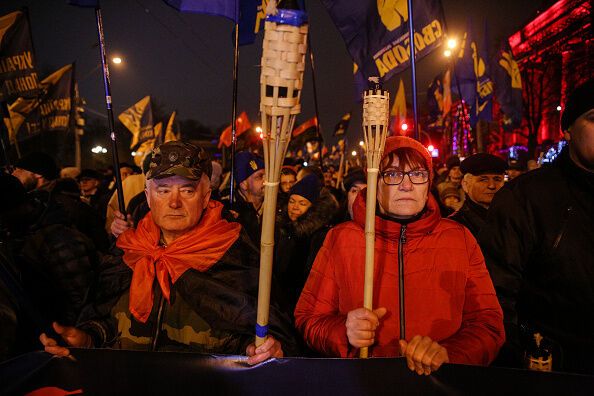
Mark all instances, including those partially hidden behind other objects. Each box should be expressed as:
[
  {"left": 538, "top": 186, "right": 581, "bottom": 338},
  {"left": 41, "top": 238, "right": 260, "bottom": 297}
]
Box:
[
  {"left": 377, "top": 156, "right": 429, "bottom": 219},
  {"left": 288, "top": 194, "right": 312, "bottom": 221}
]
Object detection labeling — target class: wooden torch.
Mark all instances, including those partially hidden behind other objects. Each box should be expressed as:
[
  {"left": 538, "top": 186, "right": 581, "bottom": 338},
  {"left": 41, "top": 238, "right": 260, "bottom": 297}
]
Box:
[
  {"left": 360, "top": 77, "right": 390, "bottom": 358},
  {"left": 255, "top": 5, "right": 308, "bottom": 347}
]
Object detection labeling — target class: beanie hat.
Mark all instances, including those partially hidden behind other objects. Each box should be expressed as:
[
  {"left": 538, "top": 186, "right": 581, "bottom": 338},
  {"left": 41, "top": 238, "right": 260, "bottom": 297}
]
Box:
[
  {"left": 445, "top": 155, "right": 461, "bottom": 171},
  {"left": 561, "top": 79, "right": 594, "bottom": 132},
  {"left": 342, "top": 167, "right": 366, "bottom": 192},
  {"left": 439, "top": 184, "right": 461, "bottom": 202},
  {"left": 234, "top": 151, "right": 264, "bottom": 185},
  {"left": 382, "top": 136, "right": 434, "bottom": 183},
  {"left": 289, "top": 173, "right": 321, "bottom": 204},
  {"left": 15, "top": 152, "right": 59, "bottom": 180}
]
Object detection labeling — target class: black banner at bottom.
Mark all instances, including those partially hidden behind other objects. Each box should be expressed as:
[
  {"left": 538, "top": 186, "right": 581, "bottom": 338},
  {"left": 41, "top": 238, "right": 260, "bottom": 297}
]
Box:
[{"left": 1, "top": 349, "right": 593, "bottom": 395}]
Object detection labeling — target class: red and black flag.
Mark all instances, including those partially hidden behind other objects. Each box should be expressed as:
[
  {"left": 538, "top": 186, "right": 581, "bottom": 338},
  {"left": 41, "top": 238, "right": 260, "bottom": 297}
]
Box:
[{"left": 0, "top": 10, "right": 40, "bottom": 102}]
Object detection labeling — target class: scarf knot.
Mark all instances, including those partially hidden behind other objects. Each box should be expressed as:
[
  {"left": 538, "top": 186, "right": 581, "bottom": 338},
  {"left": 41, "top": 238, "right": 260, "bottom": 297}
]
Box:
[{"left": 117, "top": 200, "right": 241, "bottom": 323}]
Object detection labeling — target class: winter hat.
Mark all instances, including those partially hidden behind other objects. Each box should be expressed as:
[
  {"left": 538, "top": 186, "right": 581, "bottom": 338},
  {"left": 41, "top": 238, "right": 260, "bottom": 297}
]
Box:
[
  {"left": 439, "top": 184, "right": 461, "bottom": 202},
  {"left": 445, "top": 155, "right": 461, "bottom": 171},
  {"left": 15, "top": 152, "right": 59, "bottom": 180},
  {"left": 77, "top": 168, "right": 103, "bottom": 181},
  {"left": 460, "top": 153, "right": 508, "bottom": 175},
  {"left": 561, "top": 78, "right": 594, "bottom": 132},
  {"left": 382, "top": 136, "right": 434, "bottom": 183},
  {"left": 289, "top": 173, "right": 321, "bottom": 204},
  {"left": 234, "top": 151, "right": 264, "bottom": 185},
  {"left": 343, "top": 167, "right": 366, "bottom": 192},
  {"left": 0, "top": 172, "right": 26, "bottom": 212}
]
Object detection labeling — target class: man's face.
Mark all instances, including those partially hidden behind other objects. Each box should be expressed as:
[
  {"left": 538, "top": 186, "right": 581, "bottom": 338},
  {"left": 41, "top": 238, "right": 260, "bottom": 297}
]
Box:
[
  {"left": 377, "top": 157, "right": 429, "bottom": 218},
  {"left": 146, "top": 174, "right": 211, "bottom": 238},
  {"left": 79, "top": 178, "right": 100, "bottom": 194},
  {"left": 462, "top": 173, "right": 505, "bottom": 208},
  {"left": 347, "top": 182, "right": 366, "bottom": 219},
  {"left": 12, "top": 167, "right": 39, "bottom": 191},
  {"left": 120, "top": 167, "right": 134, "bottom": 181},
  {"left": 448, "top": 166, "right": 462, "bottom": 185},
  {"left": 323, "top": 172, "right": 334, "bottom": 187},
  {"left": 280, "top": 173, "right": 296, "bottom": 193},
  {"left": 288, "top": 194, "right": 312, "bottom": 221},
  {"left": 241, "top": 169, "right": 265, "bottom": 199},
  {"left": 566, "top": 109, "right": 594, "bottom": 172},
  {"left": 507, "top": 169, "right": 523, "bottom": 180}
]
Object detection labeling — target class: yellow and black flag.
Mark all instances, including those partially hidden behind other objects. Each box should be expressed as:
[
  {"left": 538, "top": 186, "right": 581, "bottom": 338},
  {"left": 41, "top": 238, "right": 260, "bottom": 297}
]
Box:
[
  {"left": 3, "top": 63, "right": 73, "bottom": 142},
  {"left": 333, "top": 112, "right": 351, "bottom": 137},
  {"left": 164, "top": 110, "right": 181, "bottom": 143},
  {"left": 494, "top": 39, "right": 522, "bottom": 129},
  {"left": 118, "top": 95, "right": 155, "bottom": 150},
  {"left": 0, "top": 10, "right": 40, "bottom": 102}
]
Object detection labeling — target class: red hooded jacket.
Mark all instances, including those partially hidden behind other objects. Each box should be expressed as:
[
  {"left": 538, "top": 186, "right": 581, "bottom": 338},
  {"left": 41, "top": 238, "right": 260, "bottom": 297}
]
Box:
[{"left": 294, "top": 192, "right": 505, "bottom": 365}]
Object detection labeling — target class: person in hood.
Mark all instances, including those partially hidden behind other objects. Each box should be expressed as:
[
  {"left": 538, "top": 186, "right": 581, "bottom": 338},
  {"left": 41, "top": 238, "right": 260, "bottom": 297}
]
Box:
[
  {"left": 39, "top": 141, "right": 298, "bottom": 363},
  {"left": 274, "top": 174, "right": 338, "bottom": 312},
  {"left": 295, "top": 136, "right": 504, "bottom": 375}
]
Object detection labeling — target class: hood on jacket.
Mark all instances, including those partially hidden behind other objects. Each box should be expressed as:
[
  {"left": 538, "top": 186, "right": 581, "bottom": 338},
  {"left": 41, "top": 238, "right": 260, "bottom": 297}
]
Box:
[{"left": 278, "top": 189, "right": 338, "bottom": 238}]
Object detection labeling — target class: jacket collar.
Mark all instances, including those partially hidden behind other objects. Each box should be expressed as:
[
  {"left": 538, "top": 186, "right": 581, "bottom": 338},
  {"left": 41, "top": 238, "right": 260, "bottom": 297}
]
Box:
[{"left": 352, "top": 188, "right": 441, "bottom": 240}]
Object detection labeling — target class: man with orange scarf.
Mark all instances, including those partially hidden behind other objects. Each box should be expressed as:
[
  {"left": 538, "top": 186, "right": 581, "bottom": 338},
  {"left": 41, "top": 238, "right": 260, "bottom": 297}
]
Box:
[{"left": 40, "top": 142, "right": 297, "bottom": 364}]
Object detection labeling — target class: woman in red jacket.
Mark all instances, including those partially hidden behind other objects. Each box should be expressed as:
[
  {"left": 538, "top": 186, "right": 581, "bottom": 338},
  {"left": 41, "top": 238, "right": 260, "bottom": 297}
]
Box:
[{"left": 294, "top": 136, "right": 504, "bottom": 375}]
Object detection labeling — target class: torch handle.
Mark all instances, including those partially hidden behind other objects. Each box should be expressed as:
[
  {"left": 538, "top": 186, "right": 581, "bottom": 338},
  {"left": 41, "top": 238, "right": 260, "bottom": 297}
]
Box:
[
  {"left": 360, "top": 168, "right": 379, "bottom": 358},
  {"left": 255, "top": 181, "right": 280, "bottom": 347}
]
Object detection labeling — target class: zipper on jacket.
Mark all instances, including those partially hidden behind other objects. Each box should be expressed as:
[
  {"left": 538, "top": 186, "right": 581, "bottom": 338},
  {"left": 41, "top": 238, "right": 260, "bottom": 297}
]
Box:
[
  {"left": 552, "top": 206, "right": 572, "bottom": 250},
  {"left": 398, "top": 224, "right": 407, "bottom": 341}
]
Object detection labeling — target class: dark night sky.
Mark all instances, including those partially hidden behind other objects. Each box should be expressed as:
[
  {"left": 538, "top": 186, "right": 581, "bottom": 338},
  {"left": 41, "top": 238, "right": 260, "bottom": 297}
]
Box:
[{"left": 2, "top": 0, "right": 551, "bottom": 145}]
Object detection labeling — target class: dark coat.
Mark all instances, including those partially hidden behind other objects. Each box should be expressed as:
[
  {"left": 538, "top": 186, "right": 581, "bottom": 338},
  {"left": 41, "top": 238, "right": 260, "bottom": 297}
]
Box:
[
  {"left": 77, "top": 230, "right": 299, "bottom": 356},
  {"left": 478, "top": 148, "right": 594, "bottom": 374},
  {"left": 274, "top": 190, "right": 338, "bottom": 311},
  {"left": 449, "top": 198, "right": 488, "bottom": 238},
  {"left": 222, "top": 192, "right": 261, "bottom": 246}
]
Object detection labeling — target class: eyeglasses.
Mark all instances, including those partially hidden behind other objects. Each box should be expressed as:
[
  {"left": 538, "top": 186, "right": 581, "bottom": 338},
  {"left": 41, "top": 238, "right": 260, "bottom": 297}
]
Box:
[{"left": 381, "top": 169, "right": 429, "bottom": 185}]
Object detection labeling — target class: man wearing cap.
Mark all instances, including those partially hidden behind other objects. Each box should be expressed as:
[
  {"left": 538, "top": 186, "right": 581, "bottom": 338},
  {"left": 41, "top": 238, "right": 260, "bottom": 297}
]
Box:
[
  {"left": 78, "top": 169, "right": 110, "bottom": 219},
  {"left": 479, "top": 79, "right": 594, "bottom": 374},
  {"left": 342, "top": 167, "right": 366, "bottom": 220},
  {"left": 12, "top": 152, "right": 60, "bottom": 192},
  {"left": 449, "top": 153, "right": 507, "bottom": 238},
  {"left": 40, "top": 141, "right": 297, "bottom": 363},
  {"left": 224, "top": 151, "right": 266, "bottom": 245}
]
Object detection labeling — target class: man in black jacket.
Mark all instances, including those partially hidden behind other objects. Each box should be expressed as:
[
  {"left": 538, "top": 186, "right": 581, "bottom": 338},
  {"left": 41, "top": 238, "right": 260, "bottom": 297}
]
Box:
[
  {"left": 449, "top": 153, "right": 507, "bottom": 238},
  {"left": 478, "top": 79, "right": 594, "bottom": 374},
  {"left": 40, "top": 142, "right": 297, "bottom": 364}
]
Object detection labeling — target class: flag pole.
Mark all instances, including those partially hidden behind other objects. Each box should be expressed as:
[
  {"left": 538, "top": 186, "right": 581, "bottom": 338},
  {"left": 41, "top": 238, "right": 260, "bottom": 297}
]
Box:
[
  {"left": 229, "top": 20, "right": 240, "bottom": 207},
  {"left": 94, "top": 6, "right": 125, "bottom": 214},
  {"left": 407, "top": 0, "right": 420, "bottom": 142},
  {"left": 307, "top": 37, "right": 324, "bottom": 162}
]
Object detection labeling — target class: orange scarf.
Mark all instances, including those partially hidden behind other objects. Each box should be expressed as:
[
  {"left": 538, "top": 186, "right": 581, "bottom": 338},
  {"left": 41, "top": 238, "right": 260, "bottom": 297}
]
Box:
[{"left": 116, "top": 200, "right": 241, "bottom": 323}]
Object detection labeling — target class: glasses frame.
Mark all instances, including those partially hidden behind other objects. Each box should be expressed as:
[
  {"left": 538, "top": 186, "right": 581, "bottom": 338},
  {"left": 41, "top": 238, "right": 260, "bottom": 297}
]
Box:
[{"left": 381, "top": 169, "right": 430, "bottom": 185}]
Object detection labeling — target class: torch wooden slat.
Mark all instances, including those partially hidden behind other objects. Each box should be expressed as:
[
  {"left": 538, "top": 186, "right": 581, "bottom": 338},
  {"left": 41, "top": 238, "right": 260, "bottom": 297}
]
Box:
[
  {"left": 256, "top": 17, "right": 308, "bottom": 347},
  {"left": 359, "top": 86, "right": 390, "bottom": 358}
]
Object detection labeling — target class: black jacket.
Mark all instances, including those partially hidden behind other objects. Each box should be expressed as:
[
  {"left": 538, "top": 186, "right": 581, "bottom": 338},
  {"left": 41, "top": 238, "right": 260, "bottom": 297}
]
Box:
[
  {"left": 77, "top": 230, "right": 299, "bottom": 356},
  {"left": 222, "top": 192, "right": 262, "bottom": 246},
  {"left": 449, "top": 198, "right": 488, "bottom": 238},
  {"left": 275, "top": 190, "right": 338, "bottom": 312},
  {"left": 478, "top": 148, "right": 594, "bottom": 374}
]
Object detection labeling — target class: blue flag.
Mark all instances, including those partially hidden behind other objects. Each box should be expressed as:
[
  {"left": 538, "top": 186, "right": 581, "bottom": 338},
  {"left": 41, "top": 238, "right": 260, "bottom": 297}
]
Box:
[
  {"left": 164, "top": 0, "right": 259, "bottom": 46},
  {"left": 493, "top": 39, "right": 522, "bottom": 129},
  {"left": 473, "top": 20, "right": 493, "bottom": 124},
  {"left": 322, "top": 0, "right": 445, "bottom": 87},
  {"left": 452, "top": 20, "right": 476, "bottom": 115}
]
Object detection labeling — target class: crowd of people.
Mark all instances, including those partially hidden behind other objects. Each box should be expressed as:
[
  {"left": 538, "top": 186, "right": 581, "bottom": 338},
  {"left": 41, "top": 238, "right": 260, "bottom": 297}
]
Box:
[{"left": 0, "top": 79, "right": 592, "bottom": 375}]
